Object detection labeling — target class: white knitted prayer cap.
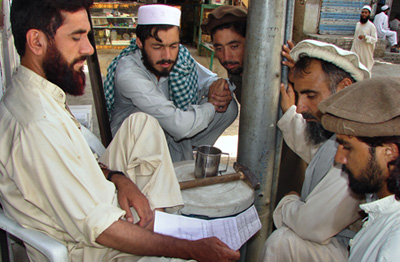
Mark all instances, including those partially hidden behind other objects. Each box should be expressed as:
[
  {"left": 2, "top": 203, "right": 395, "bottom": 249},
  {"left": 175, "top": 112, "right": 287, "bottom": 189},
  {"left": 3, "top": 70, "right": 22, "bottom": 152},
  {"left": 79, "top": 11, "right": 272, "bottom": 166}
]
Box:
[
  {"left": 362, "top": 5, "right": 372, "bottom": 13},
  {"left": 290, "top": 39, "right": 371, "bottom": 82},
  {"left": 137, "top": 4, "right": 181, "bottom": 26},
  {"left": 381, "top": 5, "right": 389, "bottom": 11}
]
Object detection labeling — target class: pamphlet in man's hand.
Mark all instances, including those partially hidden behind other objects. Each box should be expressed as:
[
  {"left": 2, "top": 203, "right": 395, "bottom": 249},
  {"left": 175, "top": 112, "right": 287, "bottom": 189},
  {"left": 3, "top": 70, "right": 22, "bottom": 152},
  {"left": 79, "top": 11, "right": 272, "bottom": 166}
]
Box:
[{"left": 154, "top": 205, "right": 261, "bottom": 250}]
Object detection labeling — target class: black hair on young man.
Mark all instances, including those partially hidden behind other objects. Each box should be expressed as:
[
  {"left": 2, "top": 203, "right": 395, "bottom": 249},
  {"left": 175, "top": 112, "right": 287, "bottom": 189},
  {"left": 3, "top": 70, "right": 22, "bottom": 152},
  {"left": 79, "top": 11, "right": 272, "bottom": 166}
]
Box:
[{"left": 11, "top": 0, "right": 93, "bottom": 56}]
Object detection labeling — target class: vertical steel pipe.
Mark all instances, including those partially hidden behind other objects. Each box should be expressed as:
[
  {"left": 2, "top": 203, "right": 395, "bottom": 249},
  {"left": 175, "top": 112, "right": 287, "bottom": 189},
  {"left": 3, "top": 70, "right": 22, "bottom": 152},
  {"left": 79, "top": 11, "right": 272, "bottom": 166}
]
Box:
[
  {"left": 281, "top": 0, "right": 295, "bottom": 85},
  {"left": 269, "top": 0, "right": 296, "bottom": 228},
  {"left": 237, "top": 0, "right": 288, "bottom": 260}
]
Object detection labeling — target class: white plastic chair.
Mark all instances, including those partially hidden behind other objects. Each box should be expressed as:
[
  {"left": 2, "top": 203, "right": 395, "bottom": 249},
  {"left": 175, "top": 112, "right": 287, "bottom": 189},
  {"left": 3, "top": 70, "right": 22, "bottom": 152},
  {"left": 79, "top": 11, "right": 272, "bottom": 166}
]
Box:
[
  {"left": 0, "top": 126, "right": 105, "bottom": 261},
  {"left": 81, "top": 125, "right": 106, "bottom": 156},
  {"left": 0, "top": 209, "right": 68, "bottom": 262}
]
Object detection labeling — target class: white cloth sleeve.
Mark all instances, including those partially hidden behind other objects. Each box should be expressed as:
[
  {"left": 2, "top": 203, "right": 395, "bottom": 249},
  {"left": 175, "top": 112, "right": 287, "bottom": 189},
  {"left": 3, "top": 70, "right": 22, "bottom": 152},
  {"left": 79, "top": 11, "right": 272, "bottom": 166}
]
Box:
[
  {"left": 273, "top": 167, "right": 361, "bottom": 244},
  {"left": 13, "top": 120, "right": 124, "bottom": 246},
  {"left": 115, "top": 58, "right": 216, "bottom": 140},
  {"left": 365, "top": 25, "right": 378, "bottom": 44},
  {"left": 277, "top": 105, "right": 320, "bottom": 164}
]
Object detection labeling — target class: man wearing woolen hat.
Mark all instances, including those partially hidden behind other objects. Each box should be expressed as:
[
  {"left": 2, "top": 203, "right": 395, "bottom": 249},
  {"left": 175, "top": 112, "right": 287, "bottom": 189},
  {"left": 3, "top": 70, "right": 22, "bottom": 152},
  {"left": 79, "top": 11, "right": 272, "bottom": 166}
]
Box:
[
  {"left": 201, "top": 5, "right": 247, "bottom": 103},
  {"left": 351, "top": 5, "right": 377, "bottom": 70},
  {"left": 104, "top": 4, "right": 238, "bottom": 162},
  {"left": 319, "top": 76, "right": 400, "bottom": 261},
  {"left": 259, "top": 39, "right": 370, "bottom": 262}
]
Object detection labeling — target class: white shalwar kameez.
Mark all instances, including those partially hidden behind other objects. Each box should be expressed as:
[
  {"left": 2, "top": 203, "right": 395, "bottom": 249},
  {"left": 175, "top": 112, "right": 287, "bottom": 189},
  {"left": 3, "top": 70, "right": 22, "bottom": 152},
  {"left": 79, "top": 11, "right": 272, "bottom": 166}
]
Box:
[
  {"left": 351, "top": 20, "right": 377, "bottom": 70},
  {"left": 258, "top": 106, "right": 363, "bottom": 262},
  {"left": 349, "top": 195, "right": 400, "bottom": 262},
  {"left": 374, "top": 12, "right": 398, "bottom": 46}
]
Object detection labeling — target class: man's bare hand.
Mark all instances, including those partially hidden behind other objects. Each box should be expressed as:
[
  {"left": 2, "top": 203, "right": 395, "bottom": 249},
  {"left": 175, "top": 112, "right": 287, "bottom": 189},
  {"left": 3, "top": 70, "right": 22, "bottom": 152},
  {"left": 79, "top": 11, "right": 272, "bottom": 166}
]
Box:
[
  {"left": 282, "top": 40, "right": 295, "bottom": 69},
  {"left": 112, "top": 175, "right": 153, "bottom": 228},
  {"left": 97, "top": 222, "right": 240, "bottom": 261},
  {"left": 191, "top": 237, "right": 241, "bottom": 262},
  {"left": 208, "top": 78, "right": 232, "bottom": 112},
  {"left": 285, "top": 191, "right": 300, "bottom": 197},
  {"left": 280, "top": 82, "right": 296, "bottom": 114}
]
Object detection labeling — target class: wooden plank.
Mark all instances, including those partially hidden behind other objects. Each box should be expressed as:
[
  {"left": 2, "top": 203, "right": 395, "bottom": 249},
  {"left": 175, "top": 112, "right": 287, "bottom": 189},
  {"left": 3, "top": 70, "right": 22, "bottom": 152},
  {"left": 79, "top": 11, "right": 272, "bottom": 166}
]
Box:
[{"left": 87, "top": 12, "right": 113, "bottom": 147}]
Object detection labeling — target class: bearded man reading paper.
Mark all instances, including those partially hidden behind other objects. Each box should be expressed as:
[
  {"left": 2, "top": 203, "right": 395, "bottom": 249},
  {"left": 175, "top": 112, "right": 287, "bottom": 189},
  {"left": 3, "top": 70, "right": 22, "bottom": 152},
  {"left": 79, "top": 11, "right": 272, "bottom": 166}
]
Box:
[{"left": 0, "top": 1, "right": 240, "bottom": 261}]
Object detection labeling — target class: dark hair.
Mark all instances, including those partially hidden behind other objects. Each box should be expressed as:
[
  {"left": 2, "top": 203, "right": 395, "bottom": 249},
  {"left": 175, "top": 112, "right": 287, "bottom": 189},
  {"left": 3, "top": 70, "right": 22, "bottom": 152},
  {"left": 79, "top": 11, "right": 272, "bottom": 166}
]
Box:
[
  {"left": 210, "top": 22, "right": 246, "bottom": 41},
  {"left": 136, "top": 24, "right": 180, "bottom": 45},
  {"left": 294, "top": 55, "right": 355, "bottom": 94},
  {"left": 357, "top": 136, "right": 400, "bottom": 200},
  {"left": 11, "top": 0, "right": 93, "bottom": 56}
]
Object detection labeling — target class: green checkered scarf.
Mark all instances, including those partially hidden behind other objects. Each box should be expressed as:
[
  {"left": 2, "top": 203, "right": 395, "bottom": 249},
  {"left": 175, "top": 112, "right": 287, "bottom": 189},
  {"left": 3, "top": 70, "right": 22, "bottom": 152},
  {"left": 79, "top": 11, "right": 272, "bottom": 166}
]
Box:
[{"left": 103, "top": 38, "right": 198, "bottom": 118}]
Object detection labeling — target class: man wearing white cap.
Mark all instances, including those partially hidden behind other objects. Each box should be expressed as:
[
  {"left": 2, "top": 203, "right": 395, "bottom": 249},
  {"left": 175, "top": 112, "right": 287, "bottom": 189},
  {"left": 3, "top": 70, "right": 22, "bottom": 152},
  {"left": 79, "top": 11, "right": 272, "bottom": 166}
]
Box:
[
  {"left": 374, "top": 5, "right": 398, "bottom": 53},
  {"left": 104, "top": 4, "right": 238, "bottom": 162},
  {"left": 351, "top": 5, "right": 377, "bottom": 70},
  {"left": 258, "top": 40, "right": 370, "bottom": 262}
]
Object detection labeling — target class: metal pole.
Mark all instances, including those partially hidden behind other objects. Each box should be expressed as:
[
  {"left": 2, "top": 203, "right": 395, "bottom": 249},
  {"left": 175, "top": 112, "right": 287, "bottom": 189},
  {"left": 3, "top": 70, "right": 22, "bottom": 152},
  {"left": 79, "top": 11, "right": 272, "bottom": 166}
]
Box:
[
  {"left": 269, "top": 0, "right": 296, "bottom": 226},
  {"left": 281, "top": 0, "right": 295, "bottom": 85},
  {"left": 254, "top": 1, "right": 298, "bottom": 257},
  {"left": 237, "top": 0, "right": 287, "bottom": 260}
]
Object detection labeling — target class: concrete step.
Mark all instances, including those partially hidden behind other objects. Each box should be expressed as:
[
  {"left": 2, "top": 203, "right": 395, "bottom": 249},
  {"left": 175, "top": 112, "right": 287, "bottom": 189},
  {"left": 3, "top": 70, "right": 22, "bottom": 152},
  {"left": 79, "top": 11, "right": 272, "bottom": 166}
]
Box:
[{"left": 383, "top": 51, "right": 400, "bottom": 64}]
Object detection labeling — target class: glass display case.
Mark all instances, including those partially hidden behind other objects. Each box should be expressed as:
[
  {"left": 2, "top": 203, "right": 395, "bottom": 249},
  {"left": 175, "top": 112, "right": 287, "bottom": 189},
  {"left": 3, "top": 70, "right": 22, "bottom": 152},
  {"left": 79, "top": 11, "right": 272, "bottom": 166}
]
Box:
[{"left": 90, "top": 2, "right": 144, "bottom": 49}]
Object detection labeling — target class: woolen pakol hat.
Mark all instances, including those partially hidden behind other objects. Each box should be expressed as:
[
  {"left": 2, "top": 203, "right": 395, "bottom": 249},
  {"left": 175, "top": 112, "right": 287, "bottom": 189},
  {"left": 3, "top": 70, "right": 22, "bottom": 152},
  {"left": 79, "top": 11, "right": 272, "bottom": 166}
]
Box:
[
  {"left": 319, "top": 77, "right": 400, "bottom": 137},
  {"left": 290, "top": 39, "right": 371, "bottom": 82},
  {"left": 137, "top": 4, "right": 181, "bottom": 26},
  {"left": 201, "top": 6, "right": 247, "bottom": 34}
]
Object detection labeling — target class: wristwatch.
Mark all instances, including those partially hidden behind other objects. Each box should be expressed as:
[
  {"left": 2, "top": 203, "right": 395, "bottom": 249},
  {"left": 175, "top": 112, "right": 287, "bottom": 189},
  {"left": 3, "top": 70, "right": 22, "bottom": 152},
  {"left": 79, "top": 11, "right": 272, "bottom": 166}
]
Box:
[{"left": 107, "top": 170, "right": 125, "bottom": 181}]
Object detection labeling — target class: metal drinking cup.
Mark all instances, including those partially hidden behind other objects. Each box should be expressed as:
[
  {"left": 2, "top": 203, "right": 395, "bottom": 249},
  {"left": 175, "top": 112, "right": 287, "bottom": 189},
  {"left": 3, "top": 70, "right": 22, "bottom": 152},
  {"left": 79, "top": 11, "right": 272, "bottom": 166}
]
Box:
[{"left": 194, "top": 145, "right": 230, "bottom": 179}]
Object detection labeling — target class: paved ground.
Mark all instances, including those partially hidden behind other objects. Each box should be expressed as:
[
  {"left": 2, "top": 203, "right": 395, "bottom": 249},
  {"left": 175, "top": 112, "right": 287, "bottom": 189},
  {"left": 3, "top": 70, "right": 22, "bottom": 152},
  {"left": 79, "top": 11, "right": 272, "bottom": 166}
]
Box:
[{"left": 371, "top": 59, "right": 400, "bottom": 77}]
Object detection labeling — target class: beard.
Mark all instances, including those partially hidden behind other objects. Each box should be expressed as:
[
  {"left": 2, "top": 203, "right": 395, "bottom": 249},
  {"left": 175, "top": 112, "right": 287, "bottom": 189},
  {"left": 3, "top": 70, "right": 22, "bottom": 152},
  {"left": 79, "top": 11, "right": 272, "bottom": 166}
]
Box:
[
  {"left": 42, "top": 40, "right": 87, "bottom": 96},
  {"left": 141, "top": 47, "right": 177, "bottom": 77},
  {"left": 342, "top": 151, "right": 385, "bottom": 195},
  {"left": 360, "top": 15, "right": 370, "bottom": 24},
  {"left": 302, "top": 113, "right": 334, "bottom": 145},
  {"left": 222, "top": 61, "right": 243, "bottom": 76}
]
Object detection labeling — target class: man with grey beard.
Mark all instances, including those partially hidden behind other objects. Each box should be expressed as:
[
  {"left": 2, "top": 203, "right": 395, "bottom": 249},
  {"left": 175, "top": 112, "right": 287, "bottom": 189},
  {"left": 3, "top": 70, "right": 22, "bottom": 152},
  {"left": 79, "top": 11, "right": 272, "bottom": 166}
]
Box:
[{"left": 258, "top": 40, "right": 370, "bottom": 262}]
